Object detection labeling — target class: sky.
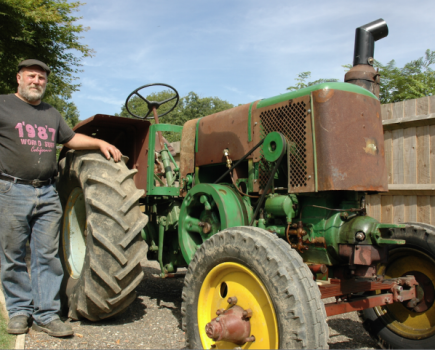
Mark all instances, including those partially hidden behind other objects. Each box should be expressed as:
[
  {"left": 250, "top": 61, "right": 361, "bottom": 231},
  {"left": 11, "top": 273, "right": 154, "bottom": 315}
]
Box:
[{"left": 71, "top": 0, "right": 435, "bottom": 120}]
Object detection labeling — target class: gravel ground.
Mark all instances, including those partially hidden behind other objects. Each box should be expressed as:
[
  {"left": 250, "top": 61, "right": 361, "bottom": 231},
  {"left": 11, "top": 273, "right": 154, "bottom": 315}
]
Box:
[{"left": 22, "top": 258, "right": 380, "bottom": 349}]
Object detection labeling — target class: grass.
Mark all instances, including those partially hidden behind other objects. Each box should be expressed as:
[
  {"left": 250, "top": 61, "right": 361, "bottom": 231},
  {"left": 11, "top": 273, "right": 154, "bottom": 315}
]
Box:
[{"left": 0, "top": 307, "right": 15, "bottom": 349}]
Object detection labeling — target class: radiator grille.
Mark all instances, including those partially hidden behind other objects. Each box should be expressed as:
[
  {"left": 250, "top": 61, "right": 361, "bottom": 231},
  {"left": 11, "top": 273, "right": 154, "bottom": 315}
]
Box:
[{"left": 259, "top": 101, "right": 308, "bottom": 189}]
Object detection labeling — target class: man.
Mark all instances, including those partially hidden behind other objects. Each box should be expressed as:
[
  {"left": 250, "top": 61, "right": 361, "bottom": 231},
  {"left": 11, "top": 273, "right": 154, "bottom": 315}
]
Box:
[{"left": 0, "top": 59, "right": 121, "bottom": 337}]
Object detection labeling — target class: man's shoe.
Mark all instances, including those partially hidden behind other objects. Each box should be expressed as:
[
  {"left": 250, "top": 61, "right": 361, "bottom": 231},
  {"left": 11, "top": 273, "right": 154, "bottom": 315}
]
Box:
[
  {"left": 32, "top": 319, "right": 73, "bottom": 337},
  {"left": 7, "top": 315, "right": 29, "bottom": 334}
]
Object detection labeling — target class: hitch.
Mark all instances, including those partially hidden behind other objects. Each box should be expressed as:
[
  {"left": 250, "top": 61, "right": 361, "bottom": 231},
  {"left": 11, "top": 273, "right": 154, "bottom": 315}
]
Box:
[{"left": 319, "top": 275, "right": 419, "bottom": 317}]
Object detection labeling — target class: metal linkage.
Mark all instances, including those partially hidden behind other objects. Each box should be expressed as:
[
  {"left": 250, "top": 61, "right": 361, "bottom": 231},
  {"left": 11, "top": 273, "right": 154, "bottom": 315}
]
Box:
[
  {"left": 250, "top": 141, "right": 286, "bottom": 226},
  {"left": 319, "top": 275, "right": 419, "bottom": 317},
  {"left": 213, "top": 139, "right": 264, "bottom": 185}
]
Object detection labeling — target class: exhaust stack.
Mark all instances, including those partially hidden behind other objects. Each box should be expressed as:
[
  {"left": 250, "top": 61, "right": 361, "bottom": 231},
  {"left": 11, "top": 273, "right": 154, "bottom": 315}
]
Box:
[{"left": 345, "top": 19, "right": 389, "bottom": 98}]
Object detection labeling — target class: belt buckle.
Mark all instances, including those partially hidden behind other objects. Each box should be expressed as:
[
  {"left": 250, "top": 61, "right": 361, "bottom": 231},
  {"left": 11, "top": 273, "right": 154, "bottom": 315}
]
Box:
[{"left": 31, "top": 179, "right": 41, "bottom": 188}]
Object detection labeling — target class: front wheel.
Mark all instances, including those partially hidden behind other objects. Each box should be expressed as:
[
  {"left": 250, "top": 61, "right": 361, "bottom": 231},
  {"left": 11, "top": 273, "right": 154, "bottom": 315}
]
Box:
[
  {"left": 181, "top": 226, "right": 329, "bottom": 349},
  {"left": 360, "top": 223, "right": 435, "bottom": 349},
  {"left": 57, "top": 150, "right": 148, "bottom": 321}
]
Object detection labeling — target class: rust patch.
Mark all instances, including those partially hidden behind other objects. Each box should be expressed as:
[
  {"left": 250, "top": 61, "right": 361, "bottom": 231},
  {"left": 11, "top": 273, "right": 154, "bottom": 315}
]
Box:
[
  {"left": 313, "top": 89, "right": 388, "bottom": 192},
  {"left": 313, "top": 88, "right": 335, "bottom": 103},
  {"left": 363, "top": 138, "right": 378, "bottom": 155},
  {"left": 180, "top": 118, "right": 200, "bottom": 180},
  {"left": 61, "top": 114, "right": 151, "bottom": 194},
  {"left": 195, "top": 103, "right": 254, "bottom": 166}
]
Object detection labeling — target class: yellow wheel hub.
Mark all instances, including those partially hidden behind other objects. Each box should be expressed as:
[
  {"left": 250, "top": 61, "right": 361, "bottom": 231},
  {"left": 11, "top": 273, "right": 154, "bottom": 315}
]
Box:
[
  {"left": 375, "top": 248, "right": 435, "bottom": 339},
  {"left": 198, "top": 262, "right": 278, "bottom": 349}
]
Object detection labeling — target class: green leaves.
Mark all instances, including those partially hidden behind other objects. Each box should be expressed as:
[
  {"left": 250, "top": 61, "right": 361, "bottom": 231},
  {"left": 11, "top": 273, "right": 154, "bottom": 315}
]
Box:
[
  {"left": 286, "top": 71, "right": 338, "bottom": 91},
  {"left": 44, "top": 94, "right": 79, "bottom": 128},
  {"left": 0, "top": 0, "right": 92, "bottom": 124},
  {"left": 0, "top": 0, "right": 92, "bottom": 98},
  {"left": 376, "top": 49, "right": 435, "bottom": 104},
  {"left": 289, "top": 50, "right": 435, "bottom": 104}
]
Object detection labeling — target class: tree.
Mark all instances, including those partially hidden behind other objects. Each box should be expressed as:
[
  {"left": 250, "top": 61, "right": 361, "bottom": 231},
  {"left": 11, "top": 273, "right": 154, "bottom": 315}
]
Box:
[
  {"left": 118, "top": 90, "right": 179, "bottom": 121},
  {"left": 290, "top": 50, "right": 435, "bottom": 104},
  {"left": 45, "top": 95, "right": 80, "bottom": 128},
  {"left": 0, "top": 0, "right": 92, "bottom": 128},
  {"left": 374, "top": 49, "right": 435, "bottom": 104},
  {"left": 287, "top": 72, "right": 338, "bottom": 91},
  {"left": 118, "top": 91, "right": 234, "bottom": 142},
  {"left": 0, "top": 0, "right": 93, "bottom": 99}
]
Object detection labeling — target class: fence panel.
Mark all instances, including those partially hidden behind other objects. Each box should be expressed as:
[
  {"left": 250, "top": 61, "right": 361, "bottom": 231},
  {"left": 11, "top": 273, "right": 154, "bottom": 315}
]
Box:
[{"left": 366, "top": 95, "right": 435, "bottom": 225}]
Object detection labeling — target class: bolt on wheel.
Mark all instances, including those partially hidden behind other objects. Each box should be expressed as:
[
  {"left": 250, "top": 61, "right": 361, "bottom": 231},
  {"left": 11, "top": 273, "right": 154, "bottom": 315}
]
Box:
[
  {"left": 181, "top": 227, "right": 329, "bottom": 349},
  {"left": 198, "top": 262, "right": 278, "bottom": 349}
]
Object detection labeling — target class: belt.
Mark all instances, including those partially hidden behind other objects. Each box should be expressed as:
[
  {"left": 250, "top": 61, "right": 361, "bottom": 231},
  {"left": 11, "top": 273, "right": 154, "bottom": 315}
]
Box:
[{"left": 0, "top": 174, "right": 53, "bottom": 188}]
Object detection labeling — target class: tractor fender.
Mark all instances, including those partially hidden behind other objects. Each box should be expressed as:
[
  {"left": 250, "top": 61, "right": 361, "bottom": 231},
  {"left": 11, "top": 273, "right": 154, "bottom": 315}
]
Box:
[{"left": 59, "top": 114, "right": 151, "bottom": 192}]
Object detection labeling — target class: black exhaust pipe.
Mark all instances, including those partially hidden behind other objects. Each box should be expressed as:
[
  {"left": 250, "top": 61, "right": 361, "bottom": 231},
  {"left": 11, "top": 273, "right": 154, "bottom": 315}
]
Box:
[
  {"left": 353, "top": 19, "right": 388, "bottom": 66},
  {"left": 345, "top": 19, "right": 389, "bottom": 98}
]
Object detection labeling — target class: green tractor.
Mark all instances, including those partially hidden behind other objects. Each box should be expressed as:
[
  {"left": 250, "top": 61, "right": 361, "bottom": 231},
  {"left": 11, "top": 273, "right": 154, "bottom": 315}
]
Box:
[{"left": 57, "top": 19, "right": 435, "bottom": 349}]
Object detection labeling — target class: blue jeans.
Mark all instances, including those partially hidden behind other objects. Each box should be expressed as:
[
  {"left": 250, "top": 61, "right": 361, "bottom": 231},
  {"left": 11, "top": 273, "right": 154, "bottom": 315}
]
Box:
[{"left": 0, "top": 179, "right": 63, "bottom": 325}]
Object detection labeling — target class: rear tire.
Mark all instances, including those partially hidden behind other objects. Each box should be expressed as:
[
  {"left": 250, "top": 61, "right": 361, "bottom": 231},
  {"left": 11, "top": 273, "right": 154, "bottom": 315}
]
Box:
[
  {"left": 181, "top": 226, "right": 329, "bottom": 349},
  {"left": 57, "top": 150, "right": 148, "bottom": 321},
  {"left": 360, "top": 223, "right": 435, "bottom": 349}
]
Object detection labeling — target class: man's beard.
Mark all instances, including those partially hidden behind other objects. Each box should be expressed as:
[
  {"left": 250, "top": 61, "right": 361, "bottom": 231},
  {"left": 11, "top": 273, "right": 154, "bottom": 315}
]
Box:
[{"left": 18, "top": 83, "right": 45, "bottom": 103}]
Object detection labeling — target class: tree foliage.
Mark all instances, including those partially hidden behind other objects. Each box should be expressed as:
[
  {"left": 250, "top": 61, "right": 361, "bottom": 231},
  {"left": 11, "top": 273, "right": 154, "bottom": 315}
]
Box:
[
  {"left": 287, "top": 71, "right": 338, "bottom": 91},
  {"left": 45, "top": 95, "right": 80, "bottom": 128},
  {"left": 118, "top": 90, "right": 234, "bottom": 142},
  {"left": 374, "top": 49, "right": 435, "bottom": 104},
  {"left": 290, "top": 50, "right": 435, "bottom": 104},
  {"left": 0, "top": 0, "right": 92, "bottom": 127}
]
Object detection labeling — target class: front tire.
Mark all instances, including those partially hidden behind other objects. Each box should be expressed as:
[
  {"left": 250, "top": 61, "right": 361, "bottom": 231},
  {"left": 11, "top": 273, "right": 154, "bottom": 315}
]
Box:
[
  {"left": 57, "top": 150, "right": 148, "bottom": 321},
  {"left": 181, "top": 226, "right": 329, "bottom": 349},
  {"left": 360, "top": 223, "right": 435, "bottom": 349}
]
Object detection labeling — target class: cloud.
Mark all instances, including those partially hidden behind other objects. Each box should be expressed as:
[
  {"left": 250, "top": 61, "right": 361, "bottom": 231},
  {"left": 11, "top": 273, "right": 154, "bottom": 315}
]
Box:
[
  {"left": 72, "top": 0, "right": 435, "bottom": 119},
  {"left": 82, "top": 94, "right": 124, "bottom": 106},
  {"left": 224, "top": 86, "right": 243, "bottom": 94}
]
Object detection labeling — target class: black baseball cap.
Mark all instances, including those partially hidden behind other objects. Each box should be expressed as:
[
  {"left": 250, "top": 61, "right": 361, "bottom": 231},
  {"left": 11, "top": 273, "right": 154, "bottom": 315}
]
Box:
[{"left": 17, "top": 59, "right": 51, "bottom": 76}]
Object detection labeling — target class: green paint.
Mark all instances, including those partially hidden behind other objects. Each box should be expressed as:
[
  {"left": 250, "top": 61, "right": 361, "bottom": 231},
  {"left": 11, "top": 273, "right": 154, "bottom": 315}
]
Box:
[
  {"left": 248, "top": 159, "right": 254, "bottom": 193},
  {"left": 147, "top": 123, "right": 182, "bottom": 196},
  {"left": 257, "top": 82, "right": 377, "bottom": 110},
  {"left": 178, "top": 183, "right": 249, "bottom": 264},
  {"left": 158, "top": 217, "right": 166, "bottom": 277},
  {"left": 160, "top": 150, "right": 174, "bottom": 186},
  {"left": 195, "top": 117, "right": 203, "bottom": 152},
  {"left": 194, "top": 166, "right": 200, "bottom": 184},
  {"left": 164, "top": 143, "right": 179, "bottom": 171},
  {"left": 142, "top": 226, "right": 158, "bottom": 251},
  {"left": 145, "top": 202, "right": 186, "bottom": 276},
  {"left": 310, "top": 96, "right": 318, "bottom": 192},
  {"left": 263, "top": 131, "right": 286, "bottom": 162},
  {"left": 247, "top": 101, "right": 254, "bottom": 142},
  {"left": 264, "top": 194, "right": 298, "bottom": 223},
  {"left": 265, "top": 225, "right": 287, "bottom": 236}
]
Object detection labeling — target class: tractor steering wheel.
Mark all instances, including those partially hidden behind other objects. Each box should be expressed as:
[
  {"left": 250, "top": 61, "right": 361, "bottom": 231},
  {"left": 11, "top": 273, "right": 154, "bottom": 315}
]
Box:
[{"left": 125, "top": 83, "right": 179, "bottom": 120}]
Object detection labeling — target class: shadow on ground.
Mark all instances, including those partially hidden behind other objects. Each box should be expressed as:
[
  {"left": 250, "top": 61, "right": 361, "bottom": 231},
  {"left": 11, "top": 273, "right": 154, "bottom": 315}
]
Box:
[{"left": 328, "top": 318, "right": 379, "bottom": 349}]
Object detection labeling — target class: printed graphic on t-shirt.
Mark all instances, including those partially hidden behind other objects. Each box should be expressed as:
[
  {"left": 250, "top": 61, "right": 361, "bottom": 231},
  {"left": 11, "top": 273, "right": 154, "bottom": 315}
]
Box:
[{"left": 14, "top": 121, "right": 56, "bottom": 155}]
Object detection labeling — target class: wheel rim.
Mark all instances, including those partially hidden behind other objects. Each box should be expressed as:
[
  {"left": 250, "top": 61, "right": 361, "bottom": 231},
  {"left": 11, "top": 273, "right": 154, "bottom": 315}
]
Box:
[
  {"left": 62, "top": 187, "right": 87, "bottom": 279},
  {"left": 198, "top": 262, "right": 278, "bottom": 349},
  {"left": 374, "top": 247, "right": 435, "bottom": 339},
  {"left": 179, "top": 184, "right": 249, "bottom": 264}
]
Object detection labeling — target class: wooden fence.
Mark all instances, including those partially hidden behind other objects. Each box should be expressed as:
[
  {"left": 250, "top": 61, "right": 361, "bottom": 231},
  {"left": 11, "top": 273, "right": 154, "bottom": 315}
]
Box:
[{"left": 366, "top": 95, "right": 435, "bottom": 224}]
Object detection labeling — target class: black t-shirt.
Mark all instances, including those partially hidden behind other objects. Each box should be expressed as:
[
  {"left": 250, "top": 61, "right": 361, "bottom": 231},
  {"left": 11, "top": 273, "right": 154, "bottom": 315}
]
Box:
[{"left": 0, "top": 94, "right": 75, "bottom": 180}]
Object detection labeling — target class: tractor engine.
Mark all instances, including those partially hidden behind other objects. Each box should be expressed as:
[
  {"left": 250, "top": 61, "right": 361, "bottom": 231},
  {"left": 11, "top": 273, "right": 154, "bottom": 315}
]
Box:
[{"left": 176, "top": 18, "right": 402, "bottom": 281}]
